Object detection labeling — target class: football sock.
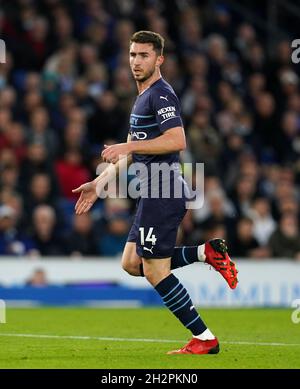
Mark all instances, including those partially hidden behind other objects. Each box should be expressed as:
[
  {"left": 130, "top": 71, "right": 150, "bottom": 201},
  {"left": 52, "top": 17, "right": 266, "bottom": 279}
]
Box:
[
  {"left": 138, "top": 244, "right": 206, "bottom": 276},
  {"left": 170, "top": 244, "right": 206, "bottom": 269},
  {"left": 155, "top": 273, "right": 207, "bottom": 335},
  {"left": 193, "top": 328, "right": 215, "bottom": 340}
]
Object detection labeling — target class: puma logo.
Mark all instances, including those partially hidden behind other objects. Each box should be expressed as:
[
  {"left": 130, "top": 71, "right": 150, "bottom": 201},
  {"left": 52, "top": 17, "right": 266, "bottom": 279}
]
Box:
[
  {"left": 160, "top": 95, "right": 168, "bottom": 101},
  {"left": 143, "top": 246, "right": 154, "bottom": 254}
]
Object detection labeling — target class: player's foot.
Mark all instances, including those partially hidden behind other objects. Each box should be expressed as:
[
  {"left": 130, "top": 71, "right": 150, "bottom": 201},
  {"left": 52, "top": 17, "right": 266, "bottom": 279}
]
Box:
[
  {"left": 204, "top": 238, "right": 238, "bottom": 289},
  {"left": 167, "top": 337, "right": 219, "bottom": 355}
]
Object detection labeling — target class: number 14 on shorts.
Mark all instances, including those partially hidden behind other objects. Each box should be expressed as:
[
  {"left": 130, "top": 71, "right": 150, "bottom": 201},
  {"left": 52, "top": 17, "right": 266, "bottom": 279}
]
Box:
[{"left": 139, "top": 227, "right": 157, "bottom": 246}]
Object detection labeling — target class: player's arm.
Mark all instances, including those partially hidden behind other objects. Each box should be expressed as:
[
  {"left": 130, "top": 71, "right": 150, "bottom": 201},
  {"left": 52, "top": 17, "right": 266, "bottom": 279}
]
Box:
[
  {"left": 97, "top": 134, "right": 133, "bottom": 180},
  {"left": 72, "top": 135, "right": 132, "bottom": 215},
  {"left": 129, "top": 126, "right": 186, "bottom": 154},
  {"left": 101, "top": 127, "right": 185, "bottom": 161}
]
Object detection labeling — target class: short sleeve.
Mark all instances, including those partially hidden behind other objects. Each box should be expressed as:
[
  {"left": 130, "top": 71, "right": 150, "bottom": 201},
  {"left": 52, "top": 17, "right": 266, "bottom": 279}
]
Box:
[{"left": 151, "top": 90, "right": 183, "bottom": 133}]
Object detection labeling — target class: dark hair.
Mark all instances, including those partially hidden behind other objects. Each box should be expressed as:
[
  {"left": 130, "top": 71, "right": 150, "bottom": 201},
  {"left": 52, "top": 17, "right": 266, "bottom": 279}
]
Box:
[{"left": 130, "top": 30, "right": 164, "bottom": 55}]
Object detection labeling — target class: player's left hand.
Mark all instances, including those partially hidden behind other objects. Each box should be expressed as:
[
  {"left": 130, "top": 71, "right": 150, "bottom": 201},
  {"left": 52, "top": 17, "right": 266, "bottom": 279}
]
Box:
[{"left": 101, "top": 143, "right": 132, "bottom": 163}]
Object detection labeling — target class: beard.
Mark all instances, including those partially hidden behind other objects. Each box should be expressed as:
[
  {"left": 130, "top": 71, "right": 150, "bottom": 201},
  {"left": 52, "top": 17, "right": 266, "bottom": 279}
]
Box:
[{"left": 133, "top": 67, "right": 155, "bottom": 82}]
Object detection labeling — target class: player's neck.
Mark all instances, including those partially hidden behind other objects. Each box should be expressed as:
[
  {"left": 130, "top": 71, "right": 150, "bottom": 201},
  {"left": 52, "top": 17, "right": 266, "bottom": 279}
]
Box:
[{"left": 137, "top": 71, "right": 162, "bottom": 95}]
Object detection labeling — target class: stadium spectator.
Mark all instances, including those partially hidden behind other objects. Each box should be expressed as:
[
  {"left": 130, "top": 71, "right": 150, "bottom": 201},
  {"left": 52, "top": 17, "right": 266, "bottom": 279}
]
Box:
[
  {"left": 87, "top": 90, "right": 127, "bottom": 145},
  {"left": 97, "top": 198, "right": 131, "bottom": 256},
  {"left": 65, "top": 213, "right": 99, "bottom": 256},
  {"left": 27, "top": 107, "right": 58, "bottom": 158},
  {"left": 31, "top": 205, "right": 65, "bottom": 256},
  {"left": 25, "top": 268, "right": 49, "bottom": 286},
  {"left": 248, "top": 197, "right": 276, "bottom": 246},
  {"left": 98, "top": 213, "right": 130, "bottom": 256},
  {"left": 23, "top": 172, "right": 62, "bottom": 227},
  {"left": 268, "top": 213, "right": 300, "bottom": 260},
  {"left": 187, "top": 110, "right": 223, "bottom": 173},
  {"left": 0, "top": 204, "right": 35, "bottom": 256},
  {"left": 230, "top": 217, "right": 269, "bottom": 258},
  {"left": 55, "top": 149, "right": 91, "bottom": 201},
  {"left": 18, "top": 142, "right": 58, "bottom": 199},
  {"left": 230, "top": 175, "right": 258, "bottom": 218},
  {"left": 201, "top": 188, "right": 236, "bottom": 242},
  {"left": 0, "top": 160, "right": 19, "bottom": 192}
]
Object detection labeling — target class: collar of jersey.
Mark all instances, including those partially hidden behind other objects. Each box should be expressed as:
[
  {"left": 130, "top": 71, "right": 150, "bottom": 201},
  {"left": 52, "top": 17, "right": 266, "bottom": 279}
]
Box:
[{"left": 138, "top": 77, "right": 162, "bottom": 96}]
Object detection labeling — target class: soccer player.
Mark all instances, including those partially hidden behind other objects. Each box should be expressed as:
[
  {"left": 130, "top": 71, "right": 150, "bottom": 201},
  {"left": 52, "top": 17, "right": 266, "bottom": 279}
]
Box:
[{"left": 72, "top": 31, "right": 238, "bottom": 355}]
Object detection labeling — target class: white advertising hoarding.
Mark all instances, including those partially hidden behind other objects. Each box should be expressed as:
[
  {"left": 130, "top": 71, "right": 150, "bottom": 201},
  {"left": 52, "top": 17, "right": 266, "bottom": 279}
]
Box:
[{"left": 0, "top": 258, "right": 299, "bottom": 307}]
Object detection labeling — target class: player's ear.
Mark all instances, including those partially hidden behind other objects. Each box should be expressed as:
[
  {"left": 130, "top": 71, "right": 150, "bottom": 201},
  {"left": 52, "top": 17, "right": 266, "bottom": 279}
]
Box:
[{"left": 156, "top": 55, "right": 164, "bottom": 67}]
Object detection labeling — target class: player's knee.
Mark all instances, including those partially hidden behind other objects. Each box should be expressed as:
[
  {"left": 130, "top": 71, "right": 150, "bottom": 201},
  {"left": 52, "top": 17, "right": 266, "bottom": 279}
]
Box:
[
  {"left": 122, "top": 258, "right": 140, "bottom": 276},
  {"left": 144, "top": 267, "right": 170, "bottom": 287},
  {"left": 144, "top": 268, "right": 155, "bottom": 284},
  {"left": 122, "top": 260, "right": 134, "bottom": 275}
]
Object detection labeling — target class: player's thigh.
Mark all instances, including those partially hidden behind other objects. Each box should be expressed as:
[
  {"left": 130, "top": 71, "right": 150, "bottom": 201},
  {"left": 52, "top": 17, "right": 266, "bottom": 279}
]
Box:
[{"left": 121, "top": 242, "right": 142, "bottom": 272}]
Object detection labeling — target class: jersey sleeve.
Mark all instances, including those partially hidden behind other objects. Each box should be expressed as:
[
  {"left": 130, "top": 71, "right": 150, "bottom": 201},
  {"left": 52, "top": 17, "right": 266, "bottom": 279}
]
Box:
[{"left": 151, "top": 89, "right": 183, "bottom": 133}]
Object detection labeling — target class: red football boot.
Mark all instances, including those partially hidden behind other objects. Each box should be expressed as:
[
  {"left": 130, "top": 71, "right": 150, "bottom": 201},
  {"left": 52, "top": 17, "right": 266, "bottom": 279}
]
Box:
[
  {"left": 204, "top": 239, "right": 238, "bottom": 289},
  {"left": 167, "top": 337, "right": 219, "bottom": 355}
]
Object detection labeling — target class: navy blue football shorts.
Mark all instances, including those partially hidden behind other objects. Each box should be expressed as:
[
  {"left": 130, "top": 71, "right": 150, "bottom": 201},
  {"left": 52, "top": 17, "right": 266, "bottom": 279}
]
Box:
[{"left": 127, "top": 197, "right": 187, "bottom": 259}]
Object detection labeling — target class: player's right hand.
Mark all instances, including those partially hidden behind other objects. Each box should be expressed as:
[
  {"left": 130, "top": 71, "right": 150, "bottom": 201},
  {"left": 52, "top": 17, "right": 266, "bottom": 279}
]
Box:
[{"left": 72, "top": 181, "right": 98, "bottom": 215}]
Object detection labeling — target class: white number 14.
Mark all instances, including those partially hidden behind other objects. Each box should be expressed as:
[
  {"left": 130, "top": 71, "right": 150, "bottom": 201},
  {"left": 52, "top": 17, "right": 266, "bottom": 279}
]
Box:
[{"left": 139, "top": 227, "right": 157, "bottom": 246}]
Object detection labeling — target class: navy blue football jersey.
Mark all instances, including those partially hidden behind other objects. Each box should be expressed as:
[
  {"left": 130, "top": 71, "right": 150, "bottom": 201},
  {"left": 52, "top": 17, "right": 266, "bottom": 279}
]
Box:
[
  {"left": 129, "top": 78, "right": 183, "bottom": 166},
  {"left": 127, "top": 79, "right": 189, "bottom": 257}
]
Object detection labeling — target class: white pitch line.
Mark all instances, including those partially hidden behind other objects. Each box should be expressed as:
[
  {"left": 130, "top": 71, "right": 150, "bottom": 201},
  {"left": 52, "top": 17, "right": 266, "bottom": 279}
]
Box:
[
  {"left": 0, "top": 333, "right": 299, "bottom": 347},
  {"left": 0, "top": 333, "right": 179, "bottom": 343},
  {"left": 223, "top": 340, "right": 300, "bottom": 347}
]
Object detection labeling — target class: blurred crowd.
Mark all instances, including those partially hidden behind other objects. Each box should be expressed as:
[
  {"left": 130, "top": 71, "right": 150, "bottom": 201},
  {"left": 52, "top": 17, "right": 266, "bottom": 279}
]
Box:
[{"left": 0, "top": 0, "right": 300, "bottom": 260}]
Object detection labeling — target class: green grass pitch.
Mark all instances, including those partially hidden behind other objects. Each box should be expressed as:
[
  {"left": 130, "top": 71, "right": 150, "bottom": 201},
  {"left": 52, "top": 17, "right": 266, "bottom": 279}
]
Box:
[{"left": 0, "top": 307, "right": 299, "bottom": 369}]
